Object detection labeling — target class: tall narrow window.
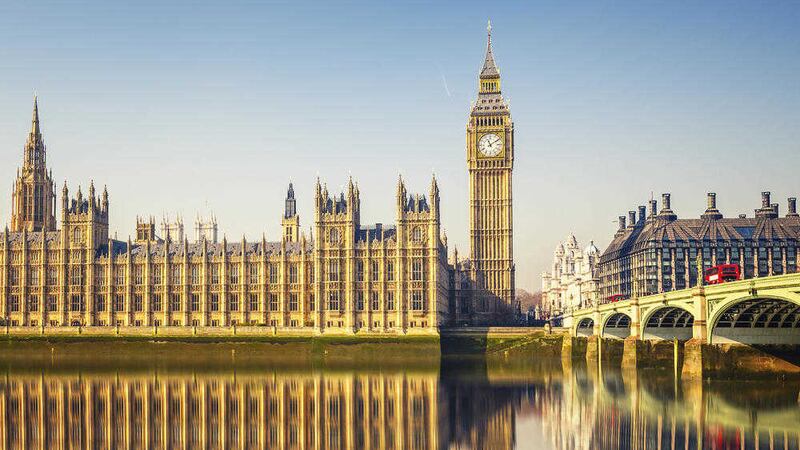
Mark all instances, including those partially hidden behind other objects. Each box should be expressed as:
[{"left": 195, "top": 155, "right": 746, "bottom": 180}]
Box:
[
  {"left": 71, "top": 267, "right": 83, "bottom": 286},
  {"left": 269, "top": 294, "right": 279, "bottom": 311},
  {"left": 190, "top": 265, "right": 200, "bottom": 285},
  {"left": 134, "top": 265, "right": 144, "bottom": 285},
  {"left": 386, "top": 262, "right": 394, "bottom": 281},
  {"left": 249, "top": 264, "right": 259, "bottom": 284},
  {"left": 114, "top": 295, "right": 125, "bottom": 312},
  {"left": 289, "top": 293, "right": 298, "bottom": 312},
  {"left": 411, "top": 291, "right": 424, "bottom": 311},
  {"left": 328, "top": 291, "right": 340, "bottom": 311},
  {"left": 171, "top": 294, "right": 182, "bottom": 311},
  {"left": 411, "top": 260, "right": 423, "bottom": 281},
  {"left": 28, "top": 295, "right": 39, "bottom": 312},
  {"left": 229, "top": 265, "right": 239, "bottom": 284},
  {"left": 269, "top": 265, "right": 279, "bottom": 284},
  {"left": 249, "top": 294, "right": 259, "bottom": 311},
  {"left": 228, "top": 294, "right": 239, "bottom": 311},
  {"left": 171, "top": 266, "right": 182, "bottom": 285},
  {"left": 356, "top": 261, "right": 364, "bottom": 282},
  {"left": 327, "top": 260, "right": 339, "bottom": 282},
  {"left": 355, "top": 292, "right": 364, "bottom": 311},
  {"left": 370, "top": 291, "right": 379, "bottom": 311},
  {"left": 152, "top": 294, "right": 162, "bottom": 312},
  {"left": 96, "top": 295, "right": 106, "bottom": 312},
  {"left": 210, "top": 265, "right": 220, "bottom": 284},
  {"left": 371, "top": 261, "right": 379, "bottom": 282}
]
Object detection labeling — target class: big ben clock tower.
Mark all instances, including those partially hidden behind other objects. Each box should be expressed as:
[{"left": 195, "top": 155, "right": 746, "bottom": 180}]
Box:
[{"left": 467, "top": 21, "right": 516, "bottom": 323}]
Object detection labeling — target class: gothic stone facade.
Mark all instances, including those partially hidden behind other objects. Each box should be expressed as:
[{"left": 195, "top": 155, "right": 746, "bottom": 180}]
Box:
[
  {"left": 599, "top": 192, "right": 800, "bottom": 301},
  {"left": 1, "top": 26, "right": 516, "bottom": 332},
  {"left": 1, "top": 173, "right": 448, "bottom": 333}
]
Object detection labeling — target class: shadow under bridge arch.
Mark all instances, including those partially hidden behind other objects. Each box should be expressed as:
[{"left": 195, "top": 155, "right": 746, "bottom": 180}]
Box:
[
  {"left": 712, "top": 297, "right": 800, "bottom": 345},
  {"left": 602, "top": 313, "right": 631, "bottom": 339},
  {"left": 576, "top": 318, "right": 594, "bottom": 337},
  {"left": 642, "top": 306, "right": 694, "bottom": 341}
]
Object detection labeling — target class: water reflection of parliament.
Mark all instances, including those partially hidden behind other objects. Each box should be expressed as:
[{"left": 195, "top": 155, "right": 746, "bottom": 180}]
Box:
[{"left": 0, "top": 373, "right": 516, "bottom": 449}]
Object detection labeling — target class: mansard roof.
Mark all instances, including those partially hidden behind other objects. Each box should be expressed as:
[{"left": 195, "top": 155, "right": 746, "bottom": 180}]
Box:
[{"left": 601, "top": 215, "right": 800, "bottom": 261}]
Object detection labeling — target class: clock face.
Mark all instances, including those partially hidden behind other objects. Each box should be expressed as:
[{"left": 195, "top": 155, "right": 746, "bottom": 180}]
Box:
[{"left": 478, "top": 133, "right": 503, "bottom": 157}]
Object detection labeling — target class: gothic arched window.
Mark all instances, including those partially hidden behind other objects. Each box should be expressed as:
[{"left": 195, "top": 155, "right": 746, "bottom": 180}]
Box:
[{"left": 412, "top": 227, "right": 423, "bottom": 243}]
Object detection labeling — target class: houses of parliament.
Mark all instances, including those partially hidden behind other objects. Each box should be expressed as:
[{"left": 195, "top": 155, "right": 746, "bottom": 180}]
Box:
[{"left": 0, "top": 25, "right": 517, "bottom": 333}]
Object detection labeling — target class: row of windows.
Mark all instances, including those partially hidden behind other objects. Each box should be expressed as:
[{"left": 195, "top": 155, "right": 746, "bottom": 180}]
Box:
[
  {"left": 3, "top": 259, "right": 429, "bottom": 286},
  {"left": 5, "top": 291, "right": 425, "bottom": 313}
]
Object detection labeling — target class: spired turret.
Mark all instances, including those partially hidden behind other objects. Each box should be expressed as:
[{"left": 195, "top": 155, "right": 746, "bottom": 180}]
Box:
[
  {"left": 282, "top": 182, "right": 300, "bottom": 243},
  {"left": 10, "top": 96, "right": 57, "bottom": 232}
]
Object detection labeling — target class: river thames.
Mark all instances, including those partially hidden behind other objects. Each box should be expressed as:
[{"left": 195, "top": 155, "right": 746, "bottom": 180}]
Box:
[{"left": 0, "top": 344, "right": 798, "bottom": 450}]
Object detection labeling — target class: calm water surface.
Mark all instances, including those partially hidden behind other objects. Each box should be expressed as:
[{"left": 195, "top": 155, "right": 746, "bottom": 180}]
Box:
[{"left": 0, "top": 350, "right": 798, "bottom": 450}]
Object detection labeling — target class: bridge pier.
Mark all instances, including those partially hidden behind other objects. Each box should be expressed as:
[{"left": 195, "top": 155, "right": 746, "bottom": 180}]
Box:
[
  {"left": 561, "top": 335, "right": 588, "bottom": 360},
  {"left": 628, "top": 296, "right": 641, "bottom": 340},
  {"left": 681, "top": 339, "right": 706, "bottom": 379},
  {"left": 691, "top": 287, "right": 708, "bottom": 341},
  {"left": 586, "top": 335, "right": 624, "bottom": 365},
  {"left": 622, "top": 337, "right": 683, "bottom": 371}
]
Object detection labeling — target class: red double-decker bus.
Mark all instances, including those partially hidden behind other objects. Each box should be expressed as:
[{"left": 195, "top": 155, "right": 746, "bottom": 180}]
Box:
[
  {"left": 704, "top": 264, "right": 741, "bottom": 285},
  {"left": 606, "top": 294, "right": 625, "bottom": 303}
]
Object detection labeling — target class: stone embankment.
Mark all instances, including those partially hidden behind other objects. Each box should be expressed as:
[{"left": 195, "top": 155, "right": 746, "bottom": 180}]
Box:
[{"left": 0, "top": 326, "right": 796, "bottom": 378}]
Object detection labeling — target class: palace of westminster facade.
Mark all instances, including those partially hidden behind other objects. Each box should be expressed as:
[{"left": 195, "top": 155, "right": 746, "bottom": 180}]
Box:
[{"left": 0, "top": 26, "right": 517, "bottom": 333}]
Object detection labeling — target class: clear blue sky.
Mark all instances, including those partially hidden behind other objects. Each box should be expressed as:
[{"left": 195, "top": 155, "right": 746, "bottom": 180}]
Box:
[{"left": 1, "top": 1, "right": 799, "bottom": 291}]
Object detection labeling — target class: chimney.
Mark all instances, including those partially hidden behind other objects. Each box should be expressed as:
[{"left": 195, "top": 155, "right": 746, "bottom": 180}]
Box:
[
  {"left": 738, "top": 214, "right": 747, "bottom": 219},
  {"left": 788, "top": 197, "right": 798, "bottom": 217},
  {"left": 772, "top": 203, "right": 779, "bottom": 217},
  {"left": 638, "top": 206, "right": 646, "bottom": 224},
  {"left": 702, "top": 192, "right": 722, "bottom": 220},
  {"left": 756, "top": 191, "right": 778, "bottom": 218},
  {"left": 649, "top": 199, "right": 657, "bottom": 219},
  {"left": 618, "top": 216, "right": 626, "bottom": 231},
  {"left": 658, "top": 193, "right": 677, "bottom": 221},
  {"left": 628, "top": 211, "right": 636, "bottom": 229}
]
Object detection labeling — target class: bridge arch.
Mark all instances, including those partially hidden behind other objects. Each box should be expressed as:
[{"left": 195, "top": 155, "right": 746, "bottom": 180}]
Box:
[
  {"left": 709, "top": 294, "right": 800, "bottom": 345},
  {"left": 575, "top": 318, "right": 594, "bottom": 337},
  {"left": 601, "top": 312, "right": 631, "bottom": 339},
  {"left": 641, "top": 306, "right": 694, "bottom": 341}
]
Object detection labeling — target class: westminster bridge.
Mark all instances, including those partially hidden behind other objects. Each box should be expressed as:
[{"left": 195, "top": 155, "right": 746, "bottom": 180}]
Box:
[{"left": 561, "top": 273, "right": 800, "bottom": 377}]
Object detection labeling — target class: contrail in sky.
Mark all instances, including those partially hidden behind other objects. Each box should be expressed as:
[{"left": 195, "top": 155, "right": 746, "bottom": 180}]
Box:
[{"left": 440, "top": 72, "right": 452, "bottom": 97}]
